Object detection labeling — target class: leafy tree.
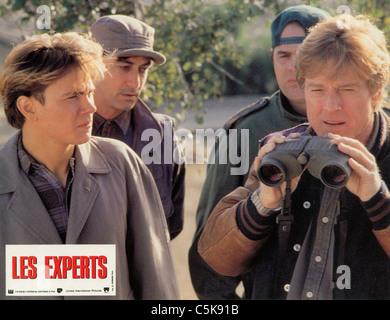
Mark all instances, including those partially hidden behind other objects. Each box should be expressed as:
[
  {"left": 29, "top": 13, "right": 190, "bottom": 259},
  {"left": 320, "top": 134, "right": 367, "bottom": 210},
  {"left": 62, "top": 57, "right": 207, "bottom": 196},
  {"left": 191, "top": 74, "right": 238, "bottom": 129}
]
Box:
[
  {"left": 307, "top": 0, "right": 390, "bottom": 37},
  {"left": 1, "top": 0, "right": 264, "bottom": 123},
  {"left": 1, "top": 0, "right": 390, "bottom": 123}
]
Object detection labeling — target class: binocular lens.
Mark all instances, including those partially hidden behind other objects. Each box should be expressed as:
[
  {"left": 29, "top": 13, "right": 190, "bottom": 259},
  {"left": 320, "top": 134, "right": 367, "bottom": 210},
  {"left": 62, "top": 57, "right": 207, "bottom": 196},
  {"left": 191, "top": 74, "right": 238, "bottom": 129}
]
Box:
[
  {"left": 259, "top": 164, "right": 284, "bottom": 186},
  {"left": 321, "top": 165, "right": 347, "bottom": 187}
]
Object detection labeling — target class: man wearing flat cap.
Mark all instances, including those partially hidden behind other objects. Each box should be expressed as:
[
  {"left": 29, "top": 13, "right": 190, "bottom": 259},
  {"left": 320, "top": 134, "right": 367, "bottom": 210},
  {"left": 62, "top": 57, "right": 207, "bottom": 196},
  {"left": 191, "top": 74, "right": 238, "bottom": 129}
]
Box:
[
  {"left": 90, "top": 15, "right": 185, "bottom": 240},
  {"left": 189, "top": 5, "right": 330, "bottom": 299}
]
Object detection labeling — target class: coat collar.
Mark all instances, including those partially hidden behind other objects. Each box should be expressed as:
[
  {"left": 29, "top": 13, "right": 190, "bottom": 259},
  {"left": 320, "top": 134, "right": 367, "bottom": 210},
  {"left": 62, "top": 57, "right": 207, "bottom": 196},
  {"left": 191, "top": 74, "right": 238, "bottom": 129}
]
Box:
[
  {"left": 0, "top": 131, "right": 23, "bottom": 194},
  {"left": 0, "top": 132, "right": 113, "bottom": 244},
  {"left": 277, "top": 91, "right": 307, "bottom": 124},
  {"left": 0, "top": 132, "right": 111, "bottom": 194},
  {"left": 131, "top": 99, "right": 166, "bottom": 153},
  {"left": 370, "top": 110, "right": 390, "bottom": 162},
  {"left": 75, "top": 136, "right": 112, "bottom": 175},
  {"left": 132, "top": 99, "right": 164, "bottom": 135},
  {"left": 65, "top": 137, "right": 112, "bottom": 243},
  {"left": 93, "top": 108, "right": 131, "bottom": 135}
]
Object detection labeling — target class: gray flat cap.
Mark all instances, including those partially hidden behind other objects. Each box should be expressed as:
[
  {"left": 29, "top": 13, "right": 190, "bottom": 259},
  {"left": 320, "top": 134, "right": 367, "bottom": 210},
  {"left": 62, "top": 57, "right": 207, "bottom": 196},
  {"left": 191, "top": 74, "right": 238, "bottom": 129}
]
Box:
[{"left": 91, "top": 15, "right": 166, "bottom": 65}]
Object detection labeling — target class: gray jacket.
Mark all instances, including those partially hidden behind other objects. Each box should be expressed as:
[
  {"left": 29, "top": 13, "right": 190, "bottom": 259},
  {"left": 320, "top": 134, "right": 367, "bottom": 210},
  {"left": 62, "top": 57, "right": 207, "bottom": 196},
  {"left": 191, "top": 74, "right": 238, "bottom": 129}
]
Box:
[{"left": 0, "top": 132, "right": 179, "bottom": 300}]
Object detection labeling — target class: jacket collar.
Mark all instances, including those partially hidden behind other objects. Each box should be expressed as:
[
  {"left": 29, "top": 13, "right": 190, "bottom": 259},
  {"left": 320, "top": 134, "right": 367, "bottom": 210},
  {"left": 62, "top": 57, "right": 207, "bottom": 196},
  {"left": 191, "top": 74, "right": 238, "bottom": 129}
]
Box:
[
  {"left": 0, "top": 132, "right": 112, "bottom": 194},
  {"left": 93, "top": 109, "right": 131, "bottom": 135},
  {"left": 371, "top": 110, "right": 390, "bottom": 162},
  {"left": 306, "top": 110, "right": 390, "bottom": 161},
  {"left": 277, "top": 91, "right": 307, "bottom": 124},
  {"left": 75, "top": 136, "right": 112, "bottom": 175},
  {"left": 0, "top": 132, "right": 63, "bottom": 243},
  {"left": 132, "top": 99, "right": 163, "bottom": 135},
  {"left": 0, "top": 132, "right": 113, "bottom": 243},
  {"left": 131, "top": 99, "right": 165, "bottom": 153},
  {"left": 0, "top": 131, "right": 22, "bottom": 194}
]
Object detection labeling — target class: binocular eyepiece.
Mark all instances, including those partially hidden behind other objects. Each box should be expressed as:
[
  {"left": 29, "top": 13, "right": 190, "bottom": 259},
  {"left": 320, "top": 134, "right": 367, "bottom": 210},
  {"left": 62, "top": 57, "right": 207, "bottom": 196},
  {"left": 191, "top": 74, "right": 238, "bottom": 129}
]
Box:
[{"left": 257, "top": 135, "right": 351, "bottom": 189}]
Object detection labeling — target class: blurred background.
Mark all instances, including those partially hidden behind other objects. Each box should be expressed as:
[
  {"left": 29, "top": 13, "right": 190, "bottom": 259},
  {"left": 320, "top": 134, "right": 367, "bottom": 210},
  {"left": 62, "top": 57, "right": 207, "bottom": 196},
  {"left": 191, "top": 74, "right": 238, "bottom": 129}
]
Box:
[{"left": 0, "top": 0, "right": 389, "bottom": 299}]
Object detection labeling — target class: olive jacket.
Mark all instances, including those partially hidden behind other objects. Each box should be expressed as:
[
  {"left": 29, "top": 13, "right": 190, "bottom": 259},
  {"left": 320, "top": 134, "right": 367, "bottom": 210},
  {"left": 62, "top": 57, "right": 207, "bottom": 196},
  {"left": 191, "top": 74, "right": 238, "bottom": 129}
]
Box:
[{"left": 189, "top": 91, "right": 307, "bottom": 299}]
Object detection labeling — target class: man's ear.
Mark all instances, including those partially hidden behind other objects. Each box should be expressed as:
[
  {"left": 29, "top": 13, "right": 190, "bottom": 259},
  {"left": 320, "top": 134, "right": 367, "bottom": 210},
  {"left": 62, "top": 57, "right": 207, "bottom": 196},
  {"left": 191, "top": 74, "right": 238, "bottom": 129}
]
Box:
[
  {"left": 16, "top": 96, "right": 38, "bottom": 121},
  {"left": 372, "top": 89, "right": 383, "bottom": 111}
]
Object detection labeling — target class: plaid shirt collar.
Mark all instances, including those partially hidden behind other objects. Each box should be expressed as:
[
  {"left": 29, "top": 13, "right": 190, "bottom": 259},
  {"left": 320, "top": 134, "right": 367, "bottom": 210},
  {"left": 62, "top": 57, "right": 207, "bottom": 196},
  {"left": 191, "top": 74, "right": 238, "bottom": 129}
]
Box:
[
  {"left": 17, "top": 135, "right": 76, "bottom": 241},
  {"left": 17, "top": 135, "right": 76, "bottom": 179},
  {"left": 93, "top": 110, "right": 131, "bottom": 135}
]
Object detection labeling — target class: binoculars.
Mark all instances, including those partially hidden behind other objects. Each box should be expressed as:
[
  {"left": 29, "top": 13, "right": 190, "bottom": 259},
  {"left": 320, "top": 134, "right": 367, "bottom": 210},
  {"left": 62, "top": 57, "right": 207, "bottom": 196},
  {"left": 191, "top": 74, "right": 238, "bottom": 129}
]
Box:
[{"left": 257, "top": 135, "right": 351, "bottom": 189}]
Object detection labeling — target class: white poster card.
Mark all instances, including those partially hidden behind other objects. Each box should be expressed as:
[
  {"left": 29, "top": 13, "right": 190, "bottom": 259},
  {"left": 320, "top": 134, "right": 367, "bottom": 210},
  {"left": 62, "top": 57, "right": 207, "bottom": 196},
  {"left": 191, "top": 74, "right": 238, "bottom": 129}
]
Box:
[{"left": 5, "top": 244, "right": 116, "bottom": 296}]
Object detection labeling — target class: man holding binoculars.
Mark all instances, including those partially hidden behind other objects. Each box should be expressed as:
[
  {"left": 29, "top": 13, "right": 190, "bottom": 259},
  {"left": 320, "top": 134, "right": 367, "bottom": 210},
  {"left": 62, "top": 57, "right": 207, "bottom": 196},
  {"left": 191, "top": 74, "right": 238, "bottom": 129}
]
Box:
[
  {"left": 257, "top": 135, "right": 352, "bottom": 189},
  {"left": 198, "top": 15, "right": 390, "bottom": 300}
]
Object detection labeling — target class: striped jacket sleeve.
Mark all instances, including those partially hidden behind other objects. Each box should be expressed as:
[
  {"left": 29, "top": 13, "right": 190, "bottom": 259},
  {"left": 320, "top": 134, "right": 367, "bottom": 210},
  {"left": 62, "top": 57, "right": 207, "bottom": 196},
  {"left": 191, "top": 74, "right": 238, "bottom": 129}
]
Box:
[
  {"left": 198, "top": 162, "right": 277, "bottom": 276},
  {"left": 361, "top": 180, "right": 390, "bottom": 257}
]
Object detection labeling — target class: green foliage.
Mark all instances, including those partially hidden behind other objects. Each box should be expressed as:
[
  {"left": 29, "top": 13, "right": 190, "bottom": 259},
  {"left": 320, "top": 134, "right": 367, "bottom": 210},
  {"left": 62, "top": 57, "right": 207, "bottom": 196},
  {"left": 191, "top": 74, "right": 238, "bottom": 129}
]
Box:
[
  {"left": 2, "top": 0, "right": 390, "bottom": 123},
  {"left": 144, "top": 0, "right": 264, "bottom": 123},
  {"left": 303, "top": 0, "right": 390, "bottom": 38},
  {"left": 1, "top": 0, "right": 264, "bottom": 124}
]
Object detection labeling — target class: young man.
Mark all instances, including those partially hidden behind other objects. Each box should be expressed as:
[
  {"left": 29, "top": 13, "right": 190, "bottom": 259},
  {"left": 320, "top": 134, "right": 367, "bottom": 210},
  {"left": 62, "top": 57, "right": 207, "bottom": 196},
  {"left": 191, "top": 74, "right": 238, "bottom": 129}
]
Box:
[
  {"left": 0, "top": 32, "right": 178, "bottom": 300},
  {"left": 189, "top": 5, "right": 330, "bottom": 299},
  {"left": 198, "top": 14, "right": 390, "bottom": 300},
  {"left": 90, "top": 15, "right": 185, "bottom": 240}
]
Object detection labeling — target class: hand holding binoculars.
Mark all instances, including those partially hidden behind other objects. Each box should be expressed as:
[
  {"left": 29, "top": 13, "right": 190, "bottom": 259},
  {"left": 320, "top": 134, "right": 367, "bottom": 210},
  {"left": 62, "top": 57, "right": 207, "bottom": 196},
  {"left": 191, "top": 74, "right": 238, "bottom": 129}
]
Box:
[{"left": 257, "top": 135, "right": 351, "bottom": 189}]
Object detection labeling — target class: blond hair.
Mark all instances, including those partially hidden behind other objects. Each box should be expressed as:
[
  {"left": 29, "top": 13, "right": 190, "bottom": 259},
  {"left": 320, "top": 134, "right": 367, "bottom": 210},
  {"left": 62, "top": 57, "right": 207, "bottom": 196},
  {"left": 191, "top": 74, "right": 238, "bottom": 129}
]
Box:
[
  {"left": 0, "top": 32, "right": 106, "bottom": 129},
  {"left": 295, "top": 15, "right": 390, "bottom": 108}
]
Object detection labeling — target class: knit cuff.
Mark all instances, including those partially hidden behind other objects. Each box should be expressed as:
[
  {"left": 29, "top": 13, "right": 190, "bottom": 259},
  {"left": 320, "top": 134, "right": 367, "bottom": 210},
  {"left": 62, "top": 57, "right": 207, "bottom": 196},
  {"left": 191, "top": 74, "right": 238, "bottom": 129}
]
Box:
[
  {"left": 361, "top": 181, "right": 390, "bottom": 231},
  {"left": 235, "top": 195, "right": 277, "bottom": 241}
]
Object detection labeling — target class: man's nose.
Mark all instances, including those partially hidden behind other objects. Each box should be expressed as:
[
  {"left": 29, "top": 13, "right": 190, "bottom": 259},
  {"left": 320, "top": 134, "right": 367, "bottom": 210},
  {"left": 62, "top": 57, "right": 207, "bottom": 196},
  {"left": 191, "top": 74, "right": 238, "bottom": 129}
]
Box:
[
  {"left": 287, "top": 57, "right": 295, "bottom": 72},
  {"left": 82, "top": 94, "right": 97, "bottom": 114},
  {"left": 323, "top": 91, "right": 342, "bottom": 112},
  {"left": 125, "top": 71, "right": 141, "bottom": 89}
]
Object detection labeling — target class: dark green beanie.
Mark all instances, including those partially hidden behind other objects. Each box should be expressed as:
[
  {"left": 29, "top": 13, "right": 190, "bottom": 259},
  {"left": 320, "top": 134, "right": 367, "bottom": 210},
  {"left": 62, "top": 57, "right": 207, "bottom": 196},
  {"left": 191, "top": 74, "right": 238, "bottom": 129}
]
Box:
[{"left": 271, "top": 5, "right": 331, "bottom": 48}]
